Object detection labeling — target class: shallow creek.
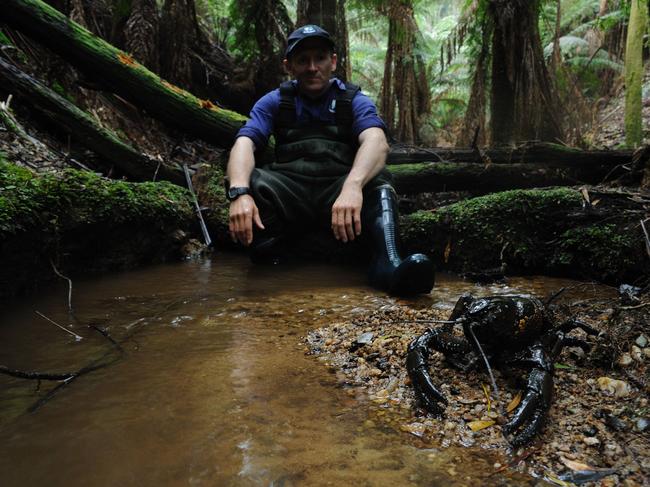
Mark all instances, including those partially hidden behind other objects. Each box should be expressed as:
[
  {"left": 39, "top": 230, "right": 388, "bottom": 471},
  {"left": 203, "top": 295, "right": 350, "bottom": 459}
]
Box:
[{"left": 0, "top": 254, "right": 612, "bottom": 486}]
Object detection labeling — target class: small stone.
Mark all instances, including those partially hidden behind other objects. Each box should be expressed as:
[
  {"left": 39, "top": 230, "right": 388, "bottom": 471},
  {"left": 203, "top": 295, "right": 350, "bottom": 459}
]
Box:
[
  {"left": 636, "top": 418, "right": 649, "bottom": 432},
  {"left": 583, "top": 436, "right": 600, "bottom": 446},
  {"left": 445, "top": 421, "right": 456, "bottom": 431},
  {"left": 493, "top": 463, "right": 502, "bottom": 469},
  {"left": 635, "top": 334, "right": 648, "bottom": 348},
  {"left": 618, "top": 353, "right": 634, "bottom": 366},
  {"left": 487, "top": 410, "right": 498, "bottom": 419},
  {"left": 631, "top": 346, "right": 643, "bottom": 362},
  {"left": 597, "top": 377, "right": 631, "bottom": 397},
  {"left": 356, "top": 332, "right": 374, "bottom": 345},
  {"left": 644, "top": 348, "right": 650, "bottom": 359}
]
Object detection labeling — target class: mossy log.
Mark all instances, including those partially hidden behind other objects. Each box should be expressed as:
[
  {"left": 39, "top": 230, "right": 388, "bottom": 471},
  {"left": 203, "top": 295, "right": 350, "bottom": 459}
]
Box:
[
  {"left": 389, "top": 161, "right": 621, "bottom": 195},
  {"left": 400, "top": 187, "right": 649, "bottom": 285},
  {"left": 388, "top": 142, "right": 636, "bottom": 166},
  {"left": 1, "top": 0, "right": 247, "bottom": 148},
  {"left": 0, "top": 56, "right": 184, "bottom": 184},
  {"left": 0, "top": 160, "right": 195, "bottom": 299}
]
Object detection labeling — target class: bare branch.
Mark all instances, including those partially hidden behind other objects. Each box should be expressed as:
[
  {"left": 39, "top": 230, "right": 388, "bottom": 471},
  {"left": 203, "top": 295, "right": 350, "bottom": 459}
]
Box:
[{"left": 35, "top": 310, "right": 83, "bottom": 341}]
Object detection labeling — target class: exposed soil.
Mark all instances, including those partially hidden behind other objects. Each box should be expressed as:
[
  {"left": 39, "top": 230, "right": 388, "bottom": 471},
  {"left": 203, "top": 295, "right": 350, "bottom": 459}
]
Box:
[{"left": 305, "top": 289, "right": 649, "bottom": 486}]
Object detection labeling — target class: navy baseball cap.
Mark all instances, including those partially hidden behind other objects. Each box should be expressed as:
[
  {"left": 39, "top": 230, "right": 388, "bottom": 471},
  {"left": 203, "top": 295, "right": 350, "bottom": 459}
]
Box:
[{"left": 285, "top": 24, "right": 335, "bottom": 59}]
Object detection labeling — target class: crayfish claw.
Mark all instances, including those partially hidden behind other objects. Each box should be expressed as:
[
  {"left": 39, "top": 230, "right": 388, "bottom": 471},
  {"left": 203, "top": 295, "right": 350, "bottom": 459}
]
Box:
[
  {"left": 407, "top": 331, "right": 448, "bottom": 415},
  {"left": 502, "top": 369, "right": 552, "bottom": 445}
]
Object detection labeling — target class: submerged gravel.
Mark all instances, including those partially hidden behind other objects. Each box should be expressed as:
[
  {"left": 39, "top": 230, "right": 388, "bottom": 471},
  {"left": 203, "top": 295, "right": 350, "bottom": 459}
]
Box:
[{"left": 305, "top": 294, "right": 649, "bottom": 486}]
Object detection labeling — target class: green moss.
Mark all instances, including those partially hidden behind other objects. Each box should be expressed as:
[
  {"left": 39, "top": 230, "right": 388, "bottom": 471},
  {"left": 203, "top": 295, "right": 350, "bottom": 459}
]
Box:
[
  {"left": 553, "top": 224, "right": 637, "bottom": 279},
  {"left": 0, "top": 161, "right": 193, "bottom": 239}
]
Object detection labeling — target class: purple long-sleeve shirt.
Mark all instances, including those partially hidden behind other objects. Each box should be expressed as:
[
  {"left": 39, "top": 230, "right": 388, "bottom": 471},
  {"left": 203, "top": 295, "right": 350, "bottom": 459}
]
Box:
[{"left": 236, "top": 78, "right": 386, "bottom": 150}]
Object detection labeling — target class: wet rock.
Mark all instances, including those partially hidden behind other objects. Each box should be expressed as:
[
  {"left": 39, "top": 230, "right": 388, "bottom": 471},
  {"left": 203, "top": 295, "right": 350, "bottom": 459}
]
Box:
[
  {"left": 605, "top": 415, "right": 628, "bottom": 432},
  {"left": 583, "top": 436, "right": 600, "bottom": 446},
  {"left": 618, "top": 353, "right": 634, "bottom": 366},
  {"left": 582, "top": 425, "right": 598, "bottom": 437},
  {"left": 636, "top": 335, "right": 648, "bottom": 348},
  {"left": 598, "top": 377, "right": 631, "bottom": 397},
  {"left": 630, "top": 346, "right": 643, "bottom": 362},
  {"left": 635, "top": 418, "right": 648, "bottom": 432}
]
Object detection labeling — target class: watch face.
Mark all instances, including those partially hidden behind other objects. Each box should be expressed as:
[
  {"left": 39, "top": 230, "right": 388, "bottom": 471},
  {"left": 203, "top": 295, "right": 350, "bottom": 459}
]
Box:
[{"left": 228, "top": 187, "right": 249, "bottom": 201}]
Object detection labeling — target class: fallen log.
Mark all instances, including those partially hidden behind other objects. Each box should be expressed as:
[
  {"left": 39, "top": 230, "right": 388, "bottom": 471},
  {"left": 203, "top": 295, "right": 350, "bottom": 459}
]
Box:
[
  {"left": 0, "top": 56, "right": 184, "bottom": 184},
  {"left": 388, "top": 142, "right": 636, "bottom": 166},
  {"left": 388, "top": 161, "right": 624, "bottom": 195},
  {"left": 1, "top": 0, "right": 247, "bottom": 148}
]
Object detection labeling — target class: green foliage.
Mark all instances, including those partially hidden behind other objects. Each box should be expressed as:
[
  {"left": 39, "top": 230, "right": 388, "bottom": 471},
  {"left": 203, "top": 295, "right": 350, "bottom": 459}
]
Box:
[
  {"left": 0, "top": 161, "right": 193, "bottom": 239},
  {"left": 0, "top": 29, "right": 12, "bottom": 46}
]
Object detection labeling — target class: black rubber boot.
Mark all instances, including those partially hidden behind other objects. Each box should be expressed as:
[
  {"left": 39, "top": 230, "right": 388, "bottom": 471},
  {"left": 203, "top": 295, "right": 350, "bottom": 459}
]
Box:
[{"left": 364, "top": 185, "right": 435, "bottom": 295}]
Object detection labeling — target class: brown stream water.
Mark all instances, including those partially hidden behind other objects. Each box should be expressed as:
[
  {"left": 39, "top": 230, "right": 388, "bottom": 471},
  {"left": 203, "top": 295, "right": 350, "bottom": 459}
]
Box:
[{"left": 0, "top": 254, "right": 611, "bottom": 486}]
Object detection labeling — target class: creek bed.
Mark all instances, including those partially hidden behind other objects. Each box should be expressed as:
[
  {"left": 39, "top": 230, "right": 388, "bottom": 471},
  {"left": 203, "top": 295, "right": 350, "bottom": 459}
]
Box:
[{"left": 0, "top": 254, "right": 642, "bottom": 486}]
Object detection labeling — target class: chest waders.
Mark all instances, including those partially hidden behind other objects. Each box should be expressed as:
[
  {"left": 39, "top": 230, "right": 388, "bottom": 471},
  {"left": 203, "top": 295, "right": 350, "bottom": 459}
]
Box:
[{"left": 252, "top": 81, "right": 435, "bottom": 295}]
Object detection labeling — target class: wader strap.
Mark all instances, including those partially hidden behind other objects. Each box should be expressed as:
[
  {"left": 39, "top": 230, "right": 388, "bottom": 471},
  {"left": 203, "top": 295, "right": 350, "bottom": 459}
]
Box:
[
  {"left": 278, "top": 81, "right": 296, "bottom": 129},
  {"left": 335, "top": 82, "right": 360, "bottom": 127}
]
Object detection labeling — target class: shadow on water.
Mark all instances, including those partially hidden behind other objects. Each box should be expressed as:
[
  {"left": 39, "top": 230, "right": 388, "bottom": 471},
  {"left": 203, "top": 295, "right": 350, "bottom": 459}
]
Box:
[{"left": 0, "top": 253, "right": 612, "bottom": 486}]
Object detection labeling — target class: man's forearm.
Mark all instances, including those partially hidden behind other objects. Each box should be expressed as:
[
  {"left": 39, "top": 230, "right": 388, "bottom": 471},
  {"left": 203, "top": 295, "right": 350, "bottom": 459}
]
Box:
[
  {"left": 226, "top": 137, "right": 257, "bottom": 187},
  {"left": 343, "top": 127, "right": 389, "bottom": 189}
]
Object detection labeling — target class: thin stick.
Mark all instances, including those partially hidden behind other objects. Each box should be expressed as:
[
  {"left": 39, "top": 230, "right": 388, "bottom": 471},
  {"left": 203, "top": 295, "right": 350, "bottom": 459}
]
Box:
[
  {"left": 467, "top": 325, "right": 501, "bottom": 406},
  {"left": 183, "top": 164, "right": 212, "bottom": 247},
  {"left": 50, "top": 260, "right": 73, "bottom": 314},
  {"left": 35, "top": 311, "right": 83, "bottom": 341},
  {"left": 640, "top": 219, "right": 650, "bottom": 259}
]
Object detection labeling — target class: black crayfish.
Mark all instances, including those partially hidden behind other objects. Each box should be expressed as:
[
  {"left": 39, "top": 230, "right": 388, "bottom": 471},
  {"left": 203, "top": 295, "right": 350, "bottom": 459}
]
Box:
[{"left": 406, "top": 293, "right": 598, "bottom": 447}]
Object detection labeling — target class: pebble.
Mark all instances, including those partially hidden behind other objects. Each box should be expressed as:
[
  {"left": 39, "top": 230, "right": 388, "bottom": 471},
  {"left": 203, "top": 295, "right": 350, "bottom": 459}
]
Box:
[
  {"left": 635, "top": 335, "right": 648, "bottom": 348},
  {"left": 618, "top": 353, "right": 634, "bottom": 366},
  {"left": 631, "top": 346, "right": 643, "bottom": 362},
  {"left": 583, "top": 436, "right": 600, "bottom": 446},
  {"left": 597, "top": 377, "right": 631, "bottom": 397},
  {"left": 444, "top": 421, "right": 456, "bottom": 431},
  {"left": 635, "top": 418, "right": 648, "bottom": 432}
]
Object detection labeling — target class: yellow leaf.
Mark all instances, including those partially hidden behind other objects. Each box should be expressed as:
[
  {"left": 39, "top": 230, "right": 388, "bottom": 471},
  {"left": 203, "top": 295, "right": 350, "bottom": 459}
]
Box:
[
  {"left": 562, "top": 458, "right": 596, "bottom": 471},
  {"left": 467, "top": 420, "right": 495, "bottom": 432},
  {"left": 117, "top": 52, "right": 137, "bottom": 66},
  {"left": 443, "top": 239, "right": 451, "bottom": 263},
  {"left": 482, "top": 383, "right": 491, "bottom": 414},
  {"left": 506, "top": 391, "right": 522, "bottom": 413}
]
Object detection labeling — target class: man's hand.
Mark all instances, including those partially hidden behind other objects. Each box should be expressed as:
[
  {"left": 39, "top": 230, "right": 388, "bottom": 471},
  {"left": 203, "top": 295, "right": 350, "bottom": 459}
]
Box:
[
  {"left": 331, "top": 183, "right": 363, "bottom": 243},
  {"left": 229, "top": 194, "right": 264, "bottom": 246}
]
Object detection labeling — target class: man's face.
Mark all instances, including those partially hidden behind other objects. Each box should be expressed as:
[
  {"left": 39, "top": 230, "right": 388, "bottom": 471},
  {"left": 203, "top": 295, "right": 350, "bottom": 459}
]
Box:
[{"left": 284, "top": 39, "right": 337, "bottom": 98}]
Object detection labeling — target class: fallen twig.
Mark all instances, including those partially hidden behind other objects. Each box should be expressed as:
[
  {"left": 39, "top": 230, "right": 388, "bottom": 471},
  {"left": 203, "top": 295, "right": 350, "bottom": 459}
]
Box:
[
  {"left": 640, "top": 219, "right": 650, "bottom": 259},
  {"left": 35, "top": 310, "right": 83, "bottom": 341},
  {"left": 50, "top": 260, "right": 73, "bottom": 314}
]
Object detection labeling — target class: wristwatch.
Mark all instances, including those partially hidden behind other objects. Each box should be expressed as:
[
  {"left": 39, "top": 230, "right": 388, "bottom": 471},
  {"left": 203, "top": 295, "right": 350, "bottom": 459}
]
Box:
[{"left": 226, "top": 186, "right": 251, "bottom": 201}]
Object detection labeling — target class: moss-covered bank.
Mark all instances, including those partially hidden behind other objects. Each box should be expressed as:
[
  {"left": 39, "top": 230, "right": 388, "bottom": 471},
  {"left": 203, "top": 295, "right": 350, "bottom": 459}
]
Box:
[
  {"left": 401, "top": 188, "right": 648, "bottom": 284},
  {"left": 0, "top": 159, "right": 195, "bottom": 298}
]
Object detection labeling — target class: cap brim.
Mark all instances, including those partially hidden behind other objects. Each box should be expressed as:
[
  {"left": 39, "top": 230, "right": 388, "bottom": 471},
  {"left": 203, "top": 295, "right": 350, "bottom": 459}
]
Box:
[{"left": 286, "top": 35, "right": 335, "bottom": 58}]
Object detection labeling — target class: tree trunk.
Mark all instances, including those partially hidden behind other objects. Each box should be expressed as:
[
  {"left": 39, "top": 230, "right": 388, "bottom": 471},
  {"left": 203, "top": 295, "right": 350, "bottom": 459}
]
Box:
[
  {"left": 0, "top": 56, "right": 184, "bottom": 184},
  {"left": 624, "top": 0, "right": 648, "bottom": 148},
  {"left": 389, "top": 160, "right": 627, "bottom": 195},
  {"left": 124, "top": 0, "right": 159, "bottom": 72},
  {"left": 488, "top": 0, "right": 563, "bottom": 145},
  {"left": 1, "top": 0, "right": 248, "bottom": 148},
  {"left": 388, "top": 142, "right": 637, "bottom": 166},
  {"left": 379, "top": 0, "right": 430, "bottom": 144},
  {"left": 297, "top": 0, "right": 350, "bottom": 81}
]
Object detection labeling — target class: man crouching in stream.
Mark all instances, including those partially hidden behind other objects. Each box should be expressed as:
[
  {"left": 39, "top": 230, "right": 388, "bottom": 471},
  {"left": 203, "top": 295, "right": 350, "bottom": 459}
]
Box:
[{"left": 225, "top": 24, "right": 434, "bottom": 296}]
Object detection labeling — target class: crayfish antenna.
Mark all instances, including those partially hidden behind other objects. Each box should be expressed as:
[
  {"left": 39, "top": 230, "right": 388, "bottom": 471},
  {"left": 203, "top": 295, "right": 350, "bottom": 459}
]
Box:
[{"left": 467, "top": 324, "right": 501, "bottom": 407}]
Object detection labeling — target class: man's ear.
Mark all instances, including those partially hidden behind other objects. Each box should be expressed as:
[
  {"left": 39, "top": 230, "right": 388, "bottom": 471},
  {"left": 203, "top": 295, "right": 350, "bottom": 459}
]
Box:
[
  {"left": 331, "top": 53, "right": 337, "bottom": 71},
  {"left": 282, "top": 58, "right": 291, "bottom": 75}
]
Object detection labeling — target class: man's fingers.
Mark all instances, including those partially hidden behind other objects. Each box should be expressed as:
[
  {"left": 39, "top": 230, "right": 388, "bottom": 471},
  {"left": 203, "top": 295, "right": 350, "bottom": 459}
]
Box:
[
  {"left": 253, "top": 209, "right": 265, "bottom": 230},
  {"left": 353, "top": 210, "right": 362, "bottom": 236},
  {"left": 344, "top": 208, "right": 355, "bottom": 242}
]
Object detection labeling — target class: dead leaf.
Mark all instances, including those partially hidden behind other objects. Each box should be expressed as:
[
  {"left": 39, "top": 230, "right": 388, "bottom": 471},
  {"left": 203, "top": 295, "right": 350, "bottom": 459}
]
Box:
[
  {"left": 162, "top": 80, "right": 185, "bottom": 95},
  {"left": 506, "top": 391, "right": 522, "bottom": 413},
  {"left": 199, "top": 99, "right": 217, "bottom": 110},
  {"left": 443, "top": 239, "right": 451, "bottom": 263},
  {"left": 117, "top": 52, "right": 137, "bottom": 66},
  {"left": 482, "top": 383, "right": 491, "bottom": 413},
  {"left": 562, "top": 459, "right": 596, "bottom": 471},
  {"left": 467, "top": 420, "right": 495, "bottom": 432}
]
